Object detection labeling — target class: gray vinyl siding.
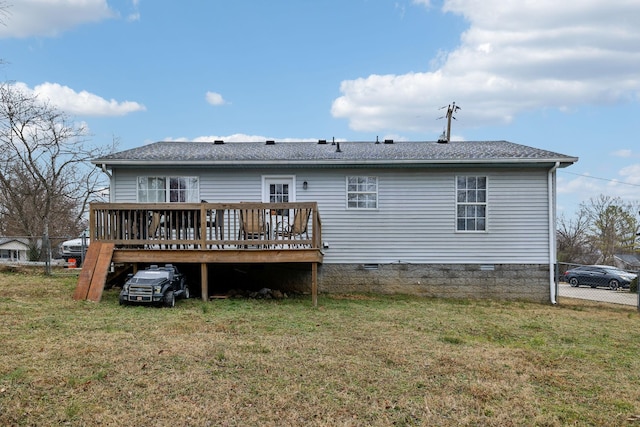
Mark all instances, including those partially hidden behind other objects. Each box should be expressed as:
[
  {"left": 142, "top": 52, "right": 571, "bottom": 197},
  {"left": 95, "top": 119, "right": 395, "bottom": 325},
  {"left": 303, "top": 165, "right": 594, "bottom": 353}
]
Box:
[
  {"left": 314, "top": 168, "right": 550, "bottom": 265},
  {"left": 110, "top": 168, "right": 267, "bottom": 203},
  {"left": 110, "top": 166, "right": 551, "bottom": 264}
]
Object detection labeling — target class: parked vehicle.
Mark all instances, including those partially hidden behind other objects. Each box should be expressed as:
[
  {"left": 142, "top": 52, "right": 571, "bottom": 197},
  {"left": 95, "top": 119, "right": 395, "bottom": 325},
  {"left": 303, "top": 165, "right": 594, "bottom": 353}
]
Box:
[
  {"left": 119, "top": 264, "right": 190, "bottom": 307},
  {"left": 562, "top": 265, "right": 637, "bottom": 290},
  {"left": 60, "top": 236, "right": 90, "bottom": 266}
]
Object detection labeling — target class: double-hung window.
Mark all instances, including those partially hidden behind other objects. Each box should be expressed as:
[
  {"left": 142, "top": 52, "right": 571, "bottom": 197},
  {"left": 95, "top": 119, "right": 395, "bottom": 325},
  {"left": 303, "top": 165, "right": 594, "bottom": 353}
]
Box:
[
  {"left": 137, "top": 176, "right": 199, "bottom": 203},
  {"left": 456, "top": 176, "right": 487, "bottom": 231},
  {"left": 347, "top": 176, "right": 378, "bottom": 209},
  {"left": 137, "top": 177, "right": 167, "bottom": 202},
  {"left": 169, "top": 177, "right": 199, "bottom": 202}
]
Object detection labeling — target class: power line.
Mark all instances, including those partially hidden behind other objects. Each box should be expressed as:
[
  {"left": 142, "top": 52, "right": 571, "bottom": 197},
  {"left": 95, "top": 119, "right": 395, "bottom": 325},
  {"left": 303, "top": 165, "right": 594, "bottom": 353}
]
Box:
[{"left": 559, "top": 170, "right": 640, "bottom": 188}]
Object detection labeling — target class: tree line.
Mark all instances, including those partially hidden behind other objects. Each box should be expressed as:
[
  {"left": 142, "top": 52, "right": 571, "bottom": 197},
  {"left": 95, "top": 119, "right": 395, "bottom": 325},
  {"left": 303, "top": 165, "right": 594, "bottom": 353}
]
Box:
[{"left": 557, "top": 195, "right": 639, "bottom": 267}]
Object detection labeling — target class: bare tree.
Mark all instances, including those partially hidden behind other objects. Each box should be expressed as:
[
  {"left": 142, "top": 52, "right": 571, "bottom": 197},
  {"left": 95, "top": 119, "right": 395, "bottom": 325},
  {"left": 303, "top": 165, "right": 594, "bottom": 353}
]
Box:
[
  {"left": 580, "top": 195, "right": 639, "bottom": 265},
  {"left": 0, "top": 1, "right": 8, "bottom": 66},
  {"left": 0, "top": 83, "right": 111, "bottom": 266},
  {"left": 556, "top": 208, "right": 597, "bottom": 266},
  {"left": 0, "top": 1, "right": 7, "bottom": 26}
]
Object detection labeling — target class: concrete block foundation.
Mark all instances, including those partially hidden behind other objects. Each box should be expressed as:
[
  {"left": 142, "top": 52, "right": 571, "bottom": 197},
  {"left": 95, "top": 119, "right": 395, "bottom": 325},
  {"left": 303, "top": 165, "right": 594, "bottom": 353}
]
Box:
[{"left": 318, "top": 263, "right": 551, "bottom": 303}]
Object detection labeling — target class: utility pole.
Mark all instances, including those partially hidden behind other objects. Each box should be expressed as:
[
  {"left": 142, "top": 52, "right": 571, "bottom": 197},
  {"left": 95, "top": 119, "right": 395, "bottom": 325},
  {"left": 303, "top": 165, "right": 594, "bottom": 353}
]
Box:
[{"left": 437, "top": 102, "right": 461, "bottom": 143}]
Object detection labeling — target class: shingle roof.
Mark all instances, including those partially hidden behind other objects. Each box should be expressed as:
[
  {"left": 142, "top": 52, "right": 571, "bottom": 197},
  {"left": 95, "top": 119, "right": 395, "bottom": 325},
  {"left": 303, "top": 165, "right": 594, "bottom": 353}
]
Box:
[
  {"left": 615, "top": 254, "right": 640, "bottom": 268},
  {"left": 0, "top": 238, "right": 30, "bottom": 247},
  {"left": 93, "top": 140, "right": 578, "bottom": 168}
]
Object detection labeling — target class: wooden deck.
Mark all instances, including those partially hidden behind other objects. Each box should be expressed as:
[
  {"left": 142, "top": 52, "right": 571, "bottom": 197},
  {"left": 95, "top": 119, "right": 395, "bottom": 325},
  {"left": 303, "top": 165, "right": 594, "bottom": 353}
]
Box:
[{"left": 89, "top": 202, "right": 323, "bottom": 304}]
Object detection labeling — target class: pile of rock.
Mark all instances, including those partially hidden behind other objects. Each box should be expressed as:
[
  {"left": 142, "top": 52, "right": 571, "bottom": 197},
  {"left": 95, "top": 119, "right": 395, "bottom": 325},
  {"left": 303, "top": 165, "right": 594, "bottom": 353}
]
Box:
[{"left": 223, "top": 288, "right": 288, "bottom": 300}]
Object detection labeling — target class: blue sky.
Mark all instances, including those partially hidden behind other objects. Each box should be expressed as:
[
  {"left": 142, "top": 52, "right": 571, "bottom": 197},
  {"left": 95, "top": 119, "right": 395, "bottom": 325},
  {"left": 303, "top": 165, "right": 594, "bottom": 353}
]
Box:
[{"left": 1, "top": 0, "right": 639, "bottom": 217}]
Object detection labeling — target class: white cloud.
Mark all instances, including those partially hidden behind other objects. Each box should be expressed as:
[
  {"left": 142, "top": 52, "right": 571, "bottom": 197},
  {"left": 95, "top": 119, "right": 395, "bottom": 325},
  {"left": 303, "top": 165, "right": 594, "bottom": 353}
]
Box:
[
  {"left": 166, "top": 134, "right": 331, "bottom": 143},
  {"left": 127, "top": 0, "right": 140, "bottom": 22},
  {"left": 11, "top": 82, "right": 146, "bottom": 117},
  {"left": 619, "top": 164, "right": 640, "bottom": 186},
  {"left": 612, "top": 149, "right": 634, "bottom": 158},
  {"left": 331, "top": 0, "right": 640, "bottom": 133},
  {"left": 558, "top": 167, "right": 640, "bottom": 208},
  {"left": 205, "top": 91, "right": 227, "bottom": 106},
  {"left": 195, "top": 134, "right": 266, "bottom": 143},
  {"left": 0, "top": 0, "right": 115, "bottom": 38},
  {"left": 558, "top": 174, "right": 599, "bottom": 196}
]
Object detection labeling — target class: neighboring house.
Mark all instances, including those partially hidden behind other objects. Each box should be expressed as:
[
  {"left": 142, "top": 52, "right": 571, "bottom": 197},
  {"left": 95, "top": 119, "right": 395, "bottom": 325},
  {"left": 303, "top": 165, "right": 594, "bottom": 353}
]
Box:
[
  {"left": 91, "top": 139, "right": 577, "bottom": 303},
  {"left": 0, "top": 238, "right": 30, "bottom": 262},
  {"left": 613, "top": 254, "right": 640, "bottom": 271}
]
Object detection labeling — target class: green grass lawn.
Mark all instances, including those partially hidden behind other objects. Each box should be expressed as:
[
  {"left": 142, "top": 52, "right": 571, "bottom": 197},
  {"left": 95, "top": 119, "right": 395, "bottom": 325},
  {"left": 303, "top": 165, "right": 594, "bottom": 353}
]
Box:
[{"left": 1, "top": 267, "right": 639, "bottom": 426}]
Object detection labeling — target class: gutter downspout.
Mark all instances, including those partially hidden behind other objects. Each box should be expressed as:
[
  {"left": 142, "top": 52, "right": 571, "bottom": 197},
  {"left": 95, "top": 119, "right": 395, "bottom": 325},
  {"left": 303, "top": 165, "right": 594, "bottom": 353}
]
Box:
[
  {"left": 101, "top": 163, "right": 112, "bottom": 179},
  {"left": 548, "top": 162, "right": 560, "bottom": 304},
  {"left": 100, "top": 164, "right": 113, "bottom": 203}
]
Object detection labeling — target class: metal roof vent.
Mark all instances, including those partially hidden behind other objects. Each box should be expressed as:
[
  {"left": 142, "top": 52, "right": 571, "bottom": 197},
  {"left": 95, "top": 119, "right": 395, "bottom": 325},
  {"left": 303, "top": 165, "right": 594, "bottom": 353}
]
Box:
[
  {"left": 318, "top": 139, "right": 327, "bottom": 144},
  {"left": 375, "top": 136, "right": 380, "bottom": 144},
  {"left": 384, "top": 139, "right": 394, "bottom": 144},
  {"left": 213, "top": 140, "right": 224, "bottom": 145},
  {"left": 335, "top": 142, "right": 342, "bottom": 153},
  {"left": 265, "top": 140, "right": 275, "bottom": 145}
]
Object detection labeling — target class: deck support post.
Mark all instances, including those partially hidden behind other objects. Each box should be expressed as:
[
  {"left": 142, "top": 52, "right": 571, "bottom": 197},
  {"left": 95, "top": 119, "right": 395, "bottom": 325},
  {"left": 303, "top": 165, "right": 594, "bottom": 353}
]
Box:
[
  {"left": 201, "top": 263, "right": 208, "bottom": 302},
  {"left": 312, "top": 262, "right": 318, "bottom": 308}
]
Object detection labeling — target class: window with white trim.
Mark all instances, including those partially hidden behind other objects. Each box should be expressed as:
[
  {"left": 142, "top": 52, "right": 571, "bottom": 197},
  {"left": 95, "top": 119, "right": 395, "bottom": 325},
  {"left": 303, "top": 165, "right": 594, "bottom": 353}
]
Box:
[
  {"left": 347, "top": 176, "right": 378, "bottom": 209},
  {"left": 137, "top": 176, "right": 199, "bottom": 202},
  {"left": 456, "top": 176, "right": 486, "bottom": 231}
]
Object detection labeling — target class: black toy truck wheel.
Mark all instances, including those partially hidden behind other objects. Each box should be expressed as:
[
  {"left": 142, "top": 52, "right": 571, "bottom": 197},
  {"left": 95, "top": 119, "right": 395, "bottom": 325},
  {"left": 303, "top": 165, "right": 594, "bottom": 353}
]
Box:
[{"left": 164, "top": 291, "right": 175, "bottom": 308}]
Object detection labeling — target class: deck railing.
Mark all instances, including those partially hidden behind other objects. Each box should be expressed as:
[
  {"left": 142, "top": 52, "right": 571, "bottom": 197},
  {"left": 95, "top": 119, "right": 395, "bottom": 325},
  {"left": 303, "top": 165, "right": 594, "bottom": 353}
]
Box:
[{"left": 90, "top": 202, "right": 322, "bottom": 250}]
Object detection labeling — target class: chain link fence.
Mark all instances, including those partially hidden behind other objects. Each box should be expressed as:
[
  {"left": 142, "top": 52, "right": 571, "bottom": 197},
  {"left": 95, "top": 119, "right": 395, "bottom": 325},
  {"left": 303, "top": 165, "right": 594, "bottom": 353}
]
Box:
[
  {"left": 557, "top": 262, "right": 639, "bottom": 309},
  {"left": 0, "top": 235, "right": 82, "bottom": 275}
]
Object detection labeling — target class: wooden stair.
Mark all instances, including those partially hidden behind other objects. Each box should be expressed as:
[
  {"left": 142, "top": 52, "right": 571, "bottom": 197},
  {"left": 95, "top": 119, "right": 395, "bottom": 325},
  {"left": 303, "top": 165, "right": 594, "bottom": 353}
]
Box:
[{"left": 73, "top": 242, "right": 115, "bottom": 302}]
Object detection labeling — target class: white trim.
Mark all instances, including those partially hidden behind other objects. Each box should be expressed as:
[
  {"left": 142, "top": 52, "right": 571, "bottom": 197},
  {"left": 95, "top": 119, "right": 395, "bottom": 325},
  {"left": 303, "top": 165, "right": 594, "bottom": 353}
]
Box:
[
  {"left": 455, "top": 175, "right": 488, "bottom": 232},
  {"left": 345, "top": 175, "right": 378, "bottom": 210},
  {"left": 96, "top": 159, "right": 577, "bottom": 168},
  {"left": 548, "top": 162, "right": 560, "bottom": 304}
]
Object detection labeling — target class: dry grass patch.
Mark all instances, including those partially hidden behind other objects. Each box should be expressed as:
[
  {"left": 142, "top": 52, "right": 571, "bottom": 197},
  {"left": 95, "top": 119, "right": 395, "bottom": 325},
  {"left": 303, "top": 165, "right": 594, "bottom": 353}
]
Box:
[{"left": 1, "top": 271, "right": 639, "bottom": 426}]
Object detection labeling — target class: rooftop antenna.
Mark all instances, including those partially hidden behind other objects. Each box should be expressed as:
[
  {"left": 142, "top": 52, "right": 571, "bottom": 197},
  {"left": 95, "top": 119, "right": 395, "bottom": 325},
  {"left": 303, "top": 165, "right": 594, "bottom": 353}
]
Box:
[{"left": 437, "top": 102, "right": 461, "bottom": 143}]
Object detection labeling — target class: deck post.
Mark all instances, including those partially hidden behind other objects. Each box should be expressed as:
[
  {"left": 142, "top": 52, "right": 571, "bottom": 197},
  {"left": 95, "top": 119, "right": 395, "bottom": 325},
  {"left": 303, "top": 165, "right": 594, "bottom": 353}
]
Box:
[
  {"left": 201, "top": 263, "right": 208, "bottom": 302},
  {"left": 200, "top": 205, "right": 207, "bottom": 249},
  {"left": 312, "top": 262, "right": 318, "bottom": 308}
]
